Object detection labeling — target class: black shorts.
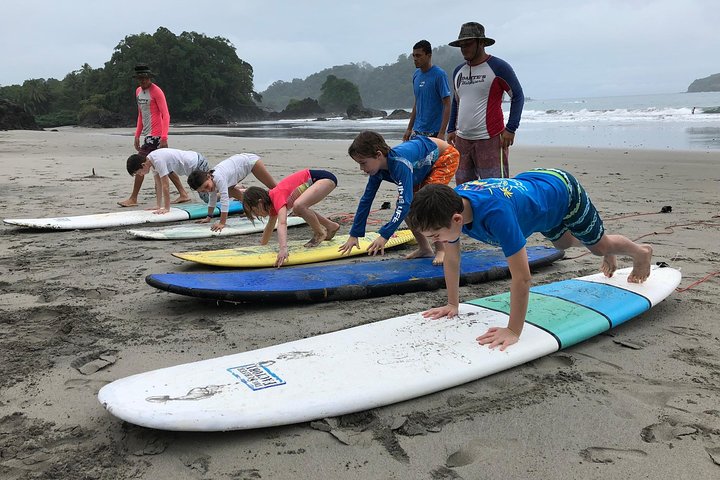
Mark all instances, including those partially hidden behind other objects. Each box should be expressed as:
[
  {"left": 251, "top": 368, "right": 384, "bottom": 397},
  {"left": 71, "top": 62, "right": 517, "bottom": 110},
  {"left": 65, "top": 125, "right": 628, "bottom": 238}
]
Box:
[{"left": 309, "top": 169, "right": 338, "bottom": 186}]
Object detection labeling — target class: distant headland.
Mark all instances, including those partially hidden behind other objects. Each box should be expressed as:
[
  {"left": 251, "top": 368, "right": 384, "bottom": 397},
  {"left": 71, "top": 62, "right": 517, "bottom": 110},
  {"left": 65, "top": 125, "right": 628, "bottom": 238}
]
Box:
[{"left": 687, "top": 73, "right": 720, "bottom": 92}]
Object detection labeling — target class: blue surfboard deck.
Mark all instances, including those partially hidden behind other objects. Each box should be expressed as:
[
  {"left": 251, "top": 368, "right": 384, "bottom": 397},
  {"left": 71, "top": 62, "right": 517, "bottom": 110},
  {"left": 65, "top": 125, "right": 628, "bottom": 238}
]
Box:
[
  {"left": 178, "top": 201, "right": 244, "bottom": 218},
  {"left": 146, "top": 246, "right": 564, "bottom": 303}
]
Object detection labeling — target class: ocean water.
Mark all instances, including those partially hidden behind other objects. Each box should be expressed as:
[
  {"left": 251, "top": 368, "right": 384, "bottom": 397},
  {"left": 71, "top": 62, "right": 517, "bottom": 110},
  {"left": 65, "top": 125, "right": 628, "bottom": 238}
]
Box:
[{"left": 176, "top": 91, "right": 720, "bottom": 151}]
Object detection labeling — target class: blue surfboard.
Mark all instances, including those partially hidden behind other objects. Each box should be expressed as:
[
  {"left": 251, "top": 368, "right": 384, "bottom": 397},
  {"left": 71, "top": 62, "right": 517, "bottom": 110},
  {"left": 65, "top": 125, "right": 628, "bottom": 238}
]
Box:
[{"left": 145, "top": 246, "right": 564, "bottom": 302}]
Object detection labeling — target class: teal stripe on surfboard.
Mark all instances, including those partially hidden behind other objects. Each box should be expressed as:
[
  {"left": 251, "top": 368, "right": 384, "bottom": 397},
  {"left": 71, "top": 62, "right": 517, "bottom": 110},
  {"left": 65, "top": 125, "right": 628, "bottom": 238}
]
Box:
[
  {"left": 531, "top": 279, "right": 651, "bottom": 328},
  {"left": 467, "top": 293, "right": 610, "bottom": 349},
  {"left": 175, "top": 200, "right": 244, "bottom": 219},
  {"left": 466, "top": 279, "right": 653, "bottom": 349}
]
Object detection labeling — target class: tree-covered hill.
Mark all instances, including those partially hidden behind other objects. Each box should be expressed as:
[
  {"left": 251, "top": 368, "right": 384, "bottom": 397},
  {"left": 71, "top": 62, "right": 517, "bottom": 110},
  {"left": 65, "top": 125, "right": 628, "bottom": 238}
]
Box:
[
  {"left": 687, "top": 73, "right": 720, "bottom": 92},
  {"left": 259, "top": 45, "right": 464, "bottom": 111},
  {"left": 0, "top": 27, "right": 262, "bottom": 127}
]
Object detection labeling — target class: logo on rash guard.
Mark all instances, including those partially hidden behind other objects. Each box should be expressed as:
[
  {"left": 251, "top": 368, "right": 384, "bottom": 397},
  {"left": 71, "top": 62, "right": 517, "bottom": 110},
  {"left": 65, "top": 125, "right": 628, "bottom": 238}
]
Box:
[
  {"left": 392, "top": 183, "right": 405, "bottom": 223},
  {"left": 457, "top": 73, "right": 487, "bottom": 87}
]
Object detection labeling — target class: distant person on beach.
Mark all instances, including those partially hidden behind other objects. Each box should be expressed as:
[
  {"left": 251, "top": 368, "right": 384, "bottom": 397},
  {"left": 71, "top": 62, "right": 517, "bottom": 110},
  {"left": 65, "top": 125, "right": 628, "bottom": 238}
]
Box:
[
  {"left": 119, "top": 64, "right": 185, "bottom": 207},
  {"left": 447, "top": 22, "right": 524, "bottom": 182},
  {"left": 403, "top": 40, "right": 452, "bottom": 141},
  {"left": 405, "top": 169, "right": 653, "bottom": 351},
  {"left": 126, "top": 148, "right": 209, "bottom": 214},
  {"left": 187, "top": 153, "right": 277, "bottom": 232},
  {"left": 339, "top": 130, "right": 459, "bottom": 265},
  {"left": 242, "top": 169, "right": 340, "bottom": 267}
]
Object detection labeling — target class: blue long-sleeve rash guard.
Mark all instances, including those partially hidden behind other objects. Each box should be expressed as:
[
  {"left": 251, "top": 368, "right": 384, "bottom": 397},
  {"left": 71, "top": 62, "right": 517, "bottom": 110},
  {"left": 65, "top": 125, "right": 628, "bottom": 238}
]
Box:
[{"left": 349, "top": 137, "right": 439, "bottom": 239}]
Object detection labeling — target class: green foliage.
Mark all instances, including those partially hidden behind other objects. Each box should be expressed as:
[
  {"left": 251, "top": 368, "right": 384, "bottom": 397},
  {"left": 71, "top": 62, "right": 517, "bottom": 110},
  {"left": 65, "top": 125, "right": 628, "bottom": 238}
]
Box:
[
  {"left": 318, "top": 75, "right": 363, "bottom": 112},
  {"left": 35, "top": 110, "right": 78, "bottom": 128},
  {"left": 261, "top": 45, "right": 464, "bottom": 110},
  {"left": 0, "top": 27, "right": 260, "bottom": 125}
]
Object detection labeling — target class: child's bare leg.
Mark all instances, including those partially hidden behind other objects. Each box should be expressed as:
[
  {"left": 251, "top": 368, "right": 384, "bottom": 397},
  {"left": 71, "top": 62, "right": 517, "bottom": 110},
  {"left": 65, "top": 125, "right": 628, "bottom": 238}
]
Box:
[
  {"left": 292, "top": 179, "right": 337, "bottom": 247},
  {"left": 252, "top": 160, "right": 278, "bottom": 189},
  {"left": 314, "top": 212, "right": 340, "bottom": 240},
  {"left": 586, "top": 234, "right": 653, "bottom": 283},
  {"left": 169, "top": 172, "right": 191, "bottom": 203},
  {"left": 228, "top": 186, "right": 244, "bottom": 201},
  {"left": 295, "top": 209, "right": 326, "bottom": 247},
  {"left": 118, "top": 175, "right": 143, "bottom": 207},
  {"left": 406, "top": 229, "right": 435, "bottom": 260},
  {"left": 550, "top": 231, "right": 584, "bottom": 250}
]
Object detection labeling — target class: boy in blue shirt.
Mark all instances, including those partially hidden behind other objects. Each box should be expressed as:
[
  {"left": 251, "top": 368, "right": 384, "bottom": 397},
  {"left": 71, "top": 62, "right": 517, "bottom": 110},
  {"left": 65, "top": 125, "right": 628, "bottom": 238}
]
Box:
[
  {"left": 338, "top": 130, "right": 459, "bottom": 265},
  {"left": 405, "top": 169, "right": 653, "bottom": 350}
]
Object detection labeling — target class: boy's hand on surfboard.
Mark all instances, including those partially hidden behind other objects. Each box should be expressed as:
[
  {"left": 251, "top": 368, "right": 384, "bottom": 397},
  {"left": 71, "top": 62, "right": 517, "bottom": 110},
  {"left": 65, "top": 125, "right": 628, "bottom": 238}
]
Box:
[
  {"left": 476, "top": 327, "right": 519, "bottom": 351},
  {"left": 422, "top": 304, "right": 459, "bottom": 320},
  {"left": 338, "top": 237, "right": 360, "bottom": 255},
  {"left": 274, "top": 247, "right": 289, "bottom": 268},
  {"left": 211, "top": 222, "right": 225, "bottom": 232},
  {"left": 196, "top": 217, "right": 212, "bottom": 224},
  {"left": 367, "top": 236, "right": 387, "bottom": 256}
]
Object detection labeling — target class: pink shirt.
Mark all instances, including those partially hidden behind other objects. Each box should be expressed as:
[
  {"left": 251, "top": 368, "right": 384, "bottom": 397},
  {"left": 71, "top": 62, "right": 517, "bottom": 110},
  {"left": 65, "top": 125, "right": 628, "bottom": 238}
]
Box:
[
  {"left": 268, "top": 169, "right": 313, "bottom": 216},
  {"left": 135, "top": 83, "right": 170, "bottom": 140}
]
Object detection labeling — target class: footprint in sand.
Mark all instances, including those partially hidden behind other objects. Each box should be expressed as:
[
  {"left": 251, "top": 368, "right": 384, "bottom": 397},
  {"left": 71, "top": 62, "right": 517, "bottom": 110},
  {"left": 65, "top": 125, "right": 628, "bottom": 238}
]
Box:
[
  {"left": 445, "top": 439, "right": 495, "bottom": 468},
  {"left": 580, "top": 447, "right": 647, "bottom": 463},
  {"left": 641, "top": 421, "right": 698, "bottom": 443}
]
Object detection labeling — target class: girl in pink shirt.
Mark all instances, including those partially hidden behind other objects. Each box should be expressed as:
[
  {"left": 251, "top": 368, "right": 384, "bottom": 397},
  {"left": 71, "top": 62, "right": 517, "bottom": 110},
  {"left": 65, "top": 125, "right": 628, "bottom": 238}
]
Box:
[{"left": 243, "top": 169, "right": 340, "bottom": 267}]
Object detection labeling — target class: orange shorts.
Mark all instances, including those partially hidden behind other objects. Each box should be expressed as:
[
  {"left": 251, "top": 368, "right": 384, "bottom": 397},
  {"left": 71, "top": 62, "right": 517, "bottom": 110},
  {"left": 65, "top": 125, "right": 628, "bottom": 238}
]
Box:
[{"left": 415, "top": 145, "right": 460, "bottom": 192}]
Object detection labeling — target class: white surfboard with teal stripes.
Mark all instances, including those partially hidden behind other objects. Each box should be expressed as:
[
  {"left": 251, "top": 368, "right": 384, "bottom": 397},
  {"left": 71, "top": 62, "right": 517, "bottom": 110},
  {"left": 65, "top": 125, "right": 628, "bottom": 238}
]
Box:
[{"left": 98, "top": 264, "right": 680, "bottom": 432}]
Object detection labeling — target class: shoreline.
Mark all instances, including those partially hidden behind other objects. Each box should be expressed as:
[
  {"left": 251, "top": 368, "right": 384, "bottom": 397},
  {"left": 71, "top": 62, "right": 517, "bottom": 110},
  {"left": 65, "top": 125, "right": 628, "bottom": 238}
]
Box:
[
  {"left": 1, "top": 128, "right": 719, "bottom": 479},
  {"left": 52, "top": 120, "right": 720, "bottom": 151}
]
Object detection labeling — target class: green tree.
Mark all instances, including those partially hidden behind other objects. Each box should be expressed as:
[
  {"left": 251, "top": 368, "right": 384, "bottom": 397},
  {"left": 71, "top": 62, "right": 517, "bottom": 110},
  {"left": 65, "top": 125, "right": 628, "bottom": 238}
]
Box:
[
  {"left": 1, "top": 27, "right": 262, "bottom": 126},
  {"left": 20, "top": 79, "right": 51, "bottom": 115},
  {"left": 318, "top": 75, "right": 362, "bottom": 112}
]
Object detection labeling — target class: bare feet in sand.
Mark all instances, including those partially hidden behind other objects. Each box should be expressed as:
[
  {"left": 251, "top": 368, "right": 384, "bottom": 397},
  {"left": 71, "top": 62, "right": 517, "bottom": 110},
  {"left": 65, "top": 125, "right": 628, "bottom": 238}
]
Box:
[
  {"left": 405, "top": 248, "right": 434, "bottom": 261},
  {"left": 172, "top": 196, "right": 191, "bottom": 204},
  {"left": 117, "top": 199, "right": 138, "bottom": 207},
  {"left": 628, "top": 245, "right": 653, "bottom": 283},
  {"left": 325, "top": 223, "right": 340, "bottom": 241}
]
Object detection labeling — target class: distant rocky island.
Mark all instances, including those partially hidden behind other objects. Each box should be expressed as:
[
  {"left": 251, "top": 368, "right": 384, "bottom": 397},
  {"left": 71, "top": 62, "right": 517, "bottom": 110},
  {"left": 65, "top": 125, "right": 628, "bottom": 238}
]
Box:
[{"left": 687, "top": 73, "right": 720, "bottom": 92}]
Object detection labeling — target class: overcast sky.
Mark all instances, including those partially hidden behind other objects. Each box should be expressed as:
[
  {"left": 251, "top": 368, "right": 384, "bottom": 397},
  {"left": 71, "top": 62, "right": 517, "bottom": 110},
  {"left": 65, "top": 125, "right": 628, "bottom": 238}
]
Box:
[{"left": 1, "top": 0, "right": 717, "bottom": 99}]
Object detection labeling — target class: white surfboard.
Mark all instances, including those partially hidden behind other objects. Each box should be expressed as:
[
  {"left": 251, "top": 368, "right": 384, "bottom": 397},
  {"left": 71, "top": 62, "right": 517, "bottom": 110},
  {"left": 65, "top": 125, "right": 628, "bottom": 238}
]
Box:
[
  {"left": 126, "top": 216, "right": 306, "bottom": 240},
  {"left": 3, "top": 202, "right": 242, "bottom": 230},
  {"left": 98, "top": 265, "right": 680, "bottom": 431}
]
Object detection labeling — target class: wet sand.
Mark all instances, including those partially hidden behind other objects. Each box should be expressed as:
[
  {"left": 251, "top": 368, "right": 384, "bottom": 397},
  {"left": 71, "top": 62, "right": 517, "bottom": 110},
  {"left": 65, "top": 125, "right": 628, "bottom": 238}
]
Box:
[{"left": 1, "top": 127, "right": 719, "bottom": 479}]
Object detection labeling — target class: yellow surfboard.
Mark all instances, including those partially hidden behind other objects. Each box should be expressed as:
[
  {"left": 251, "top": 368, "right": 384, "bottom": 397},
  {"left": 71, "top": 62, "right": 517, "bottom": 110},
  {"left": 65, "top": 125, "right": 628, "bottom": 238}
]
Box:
[{"left": 172, "top": 230, "right": 416, "bottom": 268}]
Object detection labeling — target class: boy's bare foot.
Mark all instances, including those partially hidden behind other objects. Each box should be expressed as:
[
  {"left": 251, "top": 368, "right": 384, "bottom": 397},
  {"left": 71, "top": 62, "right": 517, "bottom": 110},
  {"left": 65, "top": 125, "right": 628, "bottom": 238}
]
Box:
[
  {"left": 432, "top": 250, "right": 446, "bottom": 266},
  {"left": 117, "top": 199, "right": 138, "bottom": 207},
  {"left": 628, "top": 245, "right": 653, "bottom": 283},
  {"left": 601, "top": 254, "right": 617, "bottom": 278},
  {"left": 405, "top": 248, "right": 434, "bottom": 260},
  {"left": 325, "top": 223, "right": 340, "bottom": 241},
  {"left": 172, "top": 196, "right": 191, "bottom": 204}
]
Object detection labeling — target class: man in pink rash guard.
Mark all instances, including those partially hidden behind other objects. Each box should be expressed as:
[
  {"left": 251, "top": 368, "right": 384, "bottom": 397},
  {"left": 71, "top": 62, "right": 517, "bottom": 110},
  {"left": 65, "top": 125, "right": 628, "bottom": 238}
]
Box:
[{"left": 118, "top": 64, "right": 187, "bottom": 207}]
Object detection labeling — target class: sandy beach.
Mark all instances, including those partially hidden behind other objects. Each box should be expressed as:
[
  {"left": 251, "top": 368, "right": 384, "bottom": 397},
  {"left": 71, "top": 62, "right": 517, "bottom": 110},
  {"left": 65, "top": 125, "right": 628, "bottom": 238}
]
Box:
[{"left": 1, "top": 127, "right": 719, "bottom": 479}]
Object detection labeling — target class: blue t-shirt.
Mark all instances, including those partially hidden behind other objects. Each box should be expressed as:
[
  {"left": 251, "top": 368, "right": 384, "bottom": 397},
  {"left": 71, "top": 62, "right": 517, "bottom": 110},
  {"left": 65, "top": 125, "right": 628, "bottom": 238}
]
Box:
[
  {"left": 456, "top": 172, "right": 569, "bottom": 257},
  {"left": 412, "top": 65, "right": 451, "bottom": 133},
  {"left": 350, "top": 136, "right": 439, "bottom": 239}
]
